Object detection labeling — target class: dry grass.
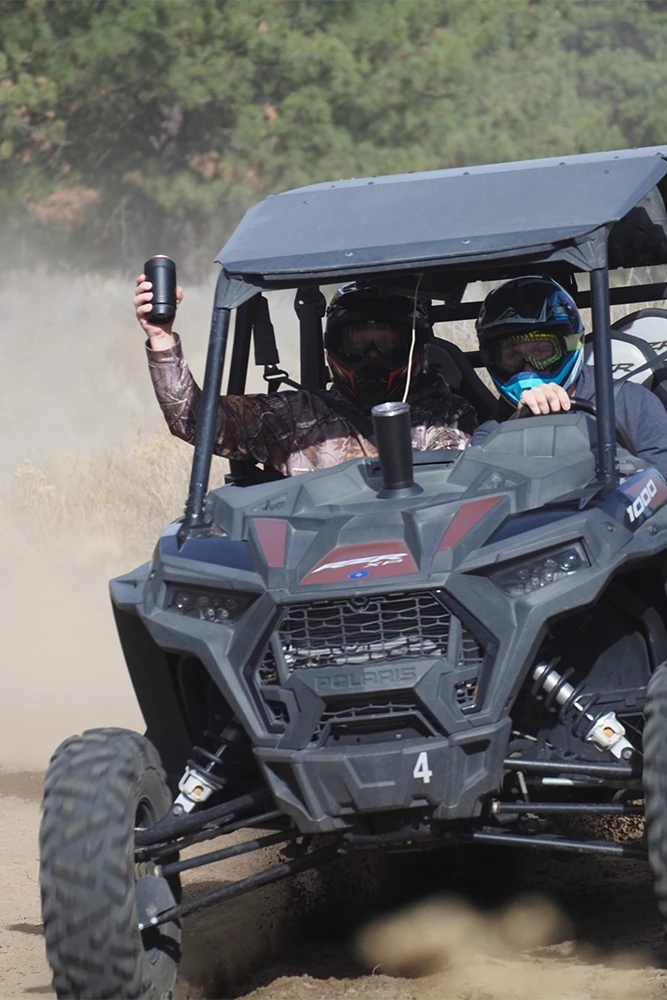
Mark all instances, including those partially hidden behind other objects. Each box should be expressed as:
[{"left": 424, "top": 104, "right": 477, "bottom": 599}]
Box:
[{"left": 6, "top": 434, "right": 213, "bottom": 564}]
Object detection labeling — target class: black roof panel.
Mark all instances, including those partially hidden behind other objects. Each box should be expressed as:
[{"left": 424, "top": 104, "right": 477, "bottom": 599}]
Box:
[{"left": 215, "top": 146, "right": 667, "bottom": 288}]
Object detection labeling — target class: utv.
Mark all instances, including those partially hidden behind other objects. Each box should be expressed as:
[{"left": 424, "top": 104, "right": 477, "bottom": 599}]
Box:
[{"left": 40, "top": 146, "right": 667, "bottom": 998}]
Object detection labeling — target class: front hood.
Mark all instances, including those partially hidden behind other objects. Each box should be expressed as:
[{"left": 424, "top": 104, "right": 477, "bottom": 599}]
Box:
[{"left": 191, "top": 414, "right": 607, "bottom": 594}]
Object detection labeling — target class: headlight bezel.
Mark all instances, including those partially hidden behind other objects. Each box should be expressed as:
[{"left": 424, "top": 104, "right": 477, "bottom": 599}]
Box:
[
  {"left": 165, "top": 584, "right": 257, "bottom": 625},
  {"left": 490, "top": 541, "right": 590, "bottom": 598}
]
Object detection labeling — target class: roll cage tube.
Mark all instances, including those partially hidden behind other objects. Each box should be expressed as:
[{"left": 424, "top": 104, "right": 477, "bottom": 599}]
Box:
[
  {"left": 590, "top": 265, "right": 619, "bottom": 491},
  {"left": 183, "top": 298, "right": 232, "bottom": 532},
  {"left": 226, "top": 298, "right": 257, "bottom": 485}
]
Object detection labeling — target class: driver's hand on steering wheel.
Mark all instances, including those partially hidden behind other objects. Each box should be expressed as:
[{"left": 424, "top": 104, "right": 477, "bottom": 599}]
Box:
[{"left": 519, "top": 382, "right": 571, "bottom": 416}]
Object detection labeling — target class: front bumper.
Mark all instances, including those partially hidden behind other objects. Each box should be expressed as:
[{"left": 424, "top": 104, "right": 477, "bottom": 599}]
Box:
[{"left": 257, "top": 717, "right": 511, "bottom": 833}]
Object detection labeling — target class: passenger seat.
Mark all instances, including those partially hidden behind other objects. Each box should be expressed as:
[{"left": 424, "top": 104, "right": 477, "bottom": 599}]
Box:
[
  {"left": 583, "top": 309, "right": 667, "bottom": 408},
  {"left": 427, "top": 336, "right": 498, "bottom": 422}
]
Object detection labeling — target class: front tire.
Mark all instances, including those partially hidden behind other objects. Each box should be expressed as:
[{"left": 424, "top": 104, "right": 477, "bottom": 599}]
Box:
[
  {"left": 39, "top": 728, "right": 181, "bottom": 999},
  {"left": 643, "top": 663, "right": 667, "bottom": 931}
]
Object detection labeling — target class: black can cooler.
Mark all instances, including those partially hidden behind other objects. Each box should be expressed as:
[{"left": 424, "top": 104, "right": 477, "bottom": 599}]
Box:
[
  {"left": 144, "top": 255, "right": 177, "bottom": 325},
  {"left": 371, "top": 401, "right": 422, "bottom": 498}
]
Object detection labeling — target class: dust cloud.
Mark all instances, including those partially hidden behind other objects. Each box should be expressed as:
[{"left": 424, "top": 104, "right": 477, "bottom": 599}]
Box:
[
  {"left": 0, "top": 269, "right": 297, "bottom": 769},
  {"left": 353, "top": 892, "right": 652, "bottom": 1000}
]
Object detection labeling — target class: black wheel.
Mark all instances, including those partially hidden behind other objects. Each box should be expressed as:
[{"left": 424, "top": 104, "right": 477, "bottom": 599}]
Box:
[
  {"left": 643, "top": 663, "right": 667, "bottom": 930},
  {"left": 39, "top": 728, "right": 181, "bottom": 999}
]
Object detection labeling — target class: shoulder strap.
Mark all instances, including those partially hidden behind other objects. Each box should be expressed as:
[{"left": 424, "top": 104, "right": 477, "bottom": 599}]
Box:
[
  {"left": 313, "top": 388, "right": 376, "bottom": 442},
  {"left": 263, "top": 367, "right": 376, "bottom": 442},
  {"left": 253, "top": 295, "right": 280, "bottom": 366}
]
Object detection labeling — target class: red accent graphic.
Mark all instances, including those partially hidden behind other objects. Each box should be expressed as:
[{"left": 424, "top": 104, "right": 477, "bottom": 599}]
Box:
[
  {"left": 253, "top": 518, "right": 288, "bottom": 567},
  {"left": 301, "top": 540, "right": 418, "bottom": 585},
  {"left": 437, "top": 495, "right": 505, "bottom": 551}
]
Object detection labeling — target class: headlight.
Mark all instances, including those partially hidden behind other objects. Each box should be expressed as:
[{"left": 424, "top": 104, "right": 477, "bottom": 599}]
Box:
[
  {"left": 491, "top": 542, "right": 589, "bottom": 598},
  {"left": 166, "top": 585, "right": 256, "bottom": 623}
]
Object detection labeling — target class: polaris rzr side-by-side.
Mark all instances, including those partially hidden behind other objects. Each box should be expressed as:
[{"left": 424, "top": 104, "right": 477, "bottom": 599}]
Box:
[{"left": 39, "top": 146, "right": 667, "bottom": 998}]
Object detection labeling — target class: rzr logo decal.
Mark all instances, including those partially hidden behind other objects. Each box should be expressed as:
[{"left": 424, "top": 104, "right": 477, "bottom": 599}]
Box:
[
  {"left": 311, "top": 553, "right": 408, "bottom": 574},
  {"left": 300, "top": 540, "right": 419, "bottom": 584}
]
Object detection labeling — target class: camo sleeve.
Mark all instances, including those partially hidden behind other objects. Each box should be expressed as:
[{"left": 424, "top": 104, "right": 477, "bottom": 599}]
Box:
[
  {"left": 146, "top": 335, "right": 303, "bottom": 467},
  {"left": 423, "top": 402, "right": 477, "bottom": 450},
  {"left": 146, "top": 338, "right": 477, "bottom": 473}
]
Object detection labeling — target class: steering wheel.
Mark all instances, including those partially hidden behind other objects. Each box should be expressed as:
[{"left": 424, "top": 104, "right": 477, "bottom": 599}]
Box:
[{"left": 511, "top": 396, "right": 637, "bottom": 454}]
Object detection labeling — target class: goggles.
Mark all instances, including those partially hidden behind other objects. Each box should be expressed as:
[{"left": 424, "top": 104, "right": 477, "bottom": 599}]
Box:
[
  {"left": 339, "top": 323, "right": 412, "bottom": 362},
  {"left": 492, "top": 331, "right": 565, "bottom": 375}
]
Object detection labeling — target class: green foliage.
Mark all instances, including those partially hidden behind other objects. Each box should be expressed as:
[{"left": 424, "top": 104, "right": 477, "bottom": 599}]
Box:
[{"left": 1, "top": 0, "right": 666, "bottom": 274}]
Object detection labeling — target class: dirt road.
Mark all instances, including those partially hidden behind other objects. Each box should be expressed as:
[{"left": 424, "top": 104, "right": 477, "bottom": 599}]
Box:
[{"left": 3, "top": 769, "right": 667, "bottom": 1000}]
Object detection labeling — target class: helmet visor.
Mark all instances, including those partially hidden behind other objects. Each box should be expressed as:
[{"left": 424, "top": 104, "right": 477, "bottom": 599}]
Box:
[
  {"left": 492, "top": 331, "right": 565, "bottom": 375},
  {"left": 339, "top": 322, "right": 412, "bottom": 362}
]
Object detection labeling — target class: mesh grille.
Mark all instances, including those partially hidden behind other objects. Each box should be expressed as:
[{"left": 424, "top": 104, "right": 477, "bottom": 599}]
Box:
[
  {"left": 252, "top": 592, "right": 488, "bottom": 736},
  {"left": 311, "top": 693, "right": 437, "bottom": 744},
  {"left": 277, "top": 592, "right": 451, "bottom": 672}
]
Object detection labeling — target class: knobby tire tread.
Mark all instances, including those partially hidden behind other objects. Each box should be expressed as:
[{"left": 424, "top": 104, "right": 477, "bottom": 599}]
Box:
[
  {"left": 39, "top": 728, "right": 179, "bottom": 999},
  {"left": 643, "top": 663, "right": 667, "bottom": 926}
]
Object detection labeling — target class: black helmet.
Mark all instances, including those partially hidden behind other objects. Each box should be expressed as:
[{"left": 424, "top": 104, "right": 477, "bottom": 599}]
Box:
[
  {"left": 324, "top": 283, "right": 432, "bottom": 406},
  {"left": 476, "top": 276, "right": 585, "bottom": 406}
]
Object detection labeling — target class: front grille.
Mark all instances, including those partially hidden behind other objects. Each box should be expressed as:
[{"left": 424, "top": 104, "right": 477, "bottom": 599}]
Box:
[
  {"left": 276, "top": 591, "right": 451, "bottom": 672},
  {"left": 310, "top": 693, "right": 439, "bottom": 745},
  {"left": 251, "top": 590, "right": 489, "bottom": 737}
]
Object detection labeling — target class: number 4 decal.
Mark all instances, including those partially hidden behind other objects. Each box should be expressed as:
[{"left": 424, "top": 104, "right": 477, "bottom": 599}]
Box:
[{"left": 413, "top": 751, "right": 433, "bottom": 784}]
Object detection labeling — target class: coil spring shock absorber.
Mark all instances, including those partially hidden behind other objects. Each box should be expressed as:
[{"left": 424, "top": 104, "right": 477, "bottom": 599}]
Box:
[
  {"left": 531, "top": 660, "right": 635, "bottom": 761},
  {"left": 172, "top": 722, "right": 246, "bottom": 815}
]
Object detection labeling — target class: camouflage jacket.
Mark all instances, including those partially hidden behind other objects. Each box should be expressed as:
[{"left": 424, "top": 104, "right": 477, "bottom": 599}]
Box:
[{"left": 147, "top": 336, "right": 477, "bottom": 476}]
